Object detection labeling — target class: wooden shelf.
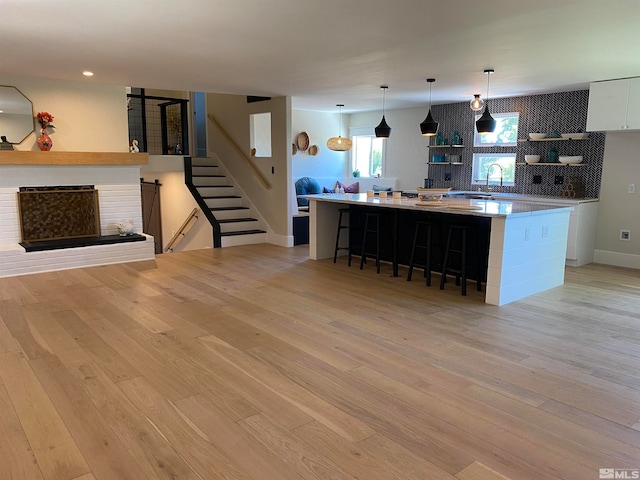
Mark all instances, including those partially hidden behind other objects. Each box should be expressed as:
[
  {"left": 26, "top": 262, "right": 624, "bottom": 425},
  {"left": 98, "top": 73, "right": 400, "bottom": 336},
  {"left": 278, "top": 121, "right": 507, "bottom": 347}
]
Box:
[
  {"left": 0, "top": 151, "right": 149, "bottom": 165},
  {"left": 516, "top": 162, "right": 586, "bottom": 166},
  {"left": 429, "top": 144, "right": 465, "bottom": 148},
  {"left": 517, "top": 138, "right": 589, "bottom": 142}
]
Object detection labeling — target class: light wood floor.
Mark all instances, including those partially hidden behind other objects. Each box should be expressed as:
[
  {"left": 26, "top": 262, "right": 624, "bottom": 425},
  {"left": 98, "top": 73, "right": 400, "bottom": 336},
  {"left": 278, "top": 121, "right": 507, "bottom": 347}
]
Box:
[{"left": 0, "top": 245, "right": 639, "bottom": 480}]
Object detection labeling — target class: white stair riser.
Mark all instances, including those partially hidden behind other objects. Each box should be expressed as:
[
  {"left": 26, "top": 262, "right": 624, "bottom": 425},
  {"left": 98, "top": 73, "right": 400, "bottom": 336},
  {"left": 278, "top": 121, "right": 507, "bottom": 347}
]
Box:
[
  {"left": 192, "top": 177, "right": 227, "bottom": 186},
  {"left": 204, "top": 197, "right": 243, "bottom": 208},
  {"left": 191, "top": 158, "right": 217, "bottom": 166},
  {"left": 221, "top": 232, "right": 267, "bottom": 247},
  {"left": 196, "top": 186, "right": 235, "bottom": 196},
  {"left": 211, "top": 209, "right": 250, "bottom": 220},
  {"left": 220, "top": 221, "right": 259, "bottom": 233},
  {"left": 192, "top": 166, "right": 220, "bottom": 175}
]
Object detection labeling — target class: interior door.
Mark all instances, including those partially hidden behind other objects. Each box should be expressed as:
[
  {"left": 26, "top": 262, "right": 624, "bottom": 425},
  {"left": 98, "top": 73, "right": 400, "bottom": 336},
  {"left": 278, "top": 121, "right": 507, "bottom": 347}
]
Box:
[{"left": 141, "top": 180, "right": 163, "bottom": 254}]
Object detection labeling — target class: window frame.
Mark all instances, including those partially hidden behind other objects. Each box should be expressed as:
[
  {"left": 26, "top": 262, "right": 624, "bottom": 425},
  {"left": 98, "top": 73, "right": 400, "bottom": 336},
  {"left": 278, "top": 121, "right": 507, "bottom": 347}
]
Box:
[
  {"left": 349, "top": 126, "right": 386, "bottom": 178},
  {"left": 473, "top": 112, "right": 520, "bottom": 147}
]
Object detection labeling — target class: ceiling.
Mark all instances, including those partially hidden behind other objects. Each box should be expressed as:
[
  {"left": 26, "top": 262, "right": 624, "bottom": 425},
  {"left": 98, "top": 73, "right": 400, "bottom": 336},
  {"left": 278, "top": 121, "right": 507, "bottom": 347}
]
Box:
[{"left": 3, "top": 0, "right": 640, "bottom": 113}]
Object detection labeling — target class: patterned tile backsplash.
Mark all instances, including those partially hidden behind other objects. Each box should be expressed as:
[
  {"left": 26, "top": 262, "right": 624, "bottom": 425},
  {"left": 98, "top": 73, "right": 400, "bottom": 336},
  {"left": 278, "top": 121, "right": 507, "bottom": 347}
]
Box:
[{"left": 426, "top": 90, "right": 604, "bottom": 198}]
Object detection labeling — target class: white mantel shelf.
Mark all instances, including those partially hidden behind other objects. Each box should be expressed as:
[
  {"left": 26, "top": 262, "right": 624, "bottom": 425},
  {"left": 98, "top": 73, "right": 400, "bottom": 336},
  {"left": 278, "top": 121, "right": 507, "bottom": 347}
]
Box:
[{"left": 0, "top": 151, "right": 149, "bottom": 165}]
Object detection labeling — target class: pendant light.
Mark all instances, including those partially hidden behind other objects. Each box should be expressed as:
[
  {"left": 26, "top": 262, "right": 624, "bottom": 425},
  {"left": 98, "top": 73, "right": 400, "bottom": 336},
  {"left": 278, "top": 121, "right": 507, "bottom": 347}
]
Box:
[
  {"left": 374, "top": 86, "right": 391, "bottom": 138},
  {"left": 470, "top": 94, "right": 484, "bottom": 111},
  {"left": 476, "top": 69, "right": 496, "bottom": 133},
  {"left": 326, "top": 104, "right": 353, "bottom": 151},
  {"left": 420, "top": 78, "right": 439, "bottom": 136}
]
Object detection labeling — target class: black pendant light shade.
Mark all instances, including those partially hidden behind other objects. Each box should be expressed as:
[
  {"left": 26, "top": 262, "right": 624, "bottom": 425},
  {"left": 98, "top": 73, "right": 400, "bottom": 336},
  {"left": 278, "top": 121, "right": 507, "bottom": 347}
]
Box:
[
  {"left": 420, "top": 78, "right": 439, "bottom": 136},
  {"left": 476, "top": 105, "right": 497, "bottom": 133},
  {"left": 375, "top": 86, "right": 391, "bottom": 138},
  {"left": 375, "top": 116, "right": 391, "bottom": 138},
  {"left": 420, "top": 110, "right": 438, "bottom": 136},
  {"left": 475, "top": 69, "right": 496, "bottom": 134}
]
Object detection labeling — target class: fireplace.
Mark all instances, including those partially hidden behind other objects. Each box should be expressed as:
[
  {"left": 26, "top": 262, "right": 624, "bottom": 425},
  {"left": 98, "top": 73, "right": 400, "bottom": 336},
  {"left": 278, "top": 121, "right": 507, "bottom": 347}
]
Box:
[
  {"left": 0, "top": 159, "right": 154, "bottom": 278},
  {"left": 18, "top": 185, "right": 101, "bottom": 242},
  {"left": 16, "top": 184, "right": 146, "bottom": 252}
]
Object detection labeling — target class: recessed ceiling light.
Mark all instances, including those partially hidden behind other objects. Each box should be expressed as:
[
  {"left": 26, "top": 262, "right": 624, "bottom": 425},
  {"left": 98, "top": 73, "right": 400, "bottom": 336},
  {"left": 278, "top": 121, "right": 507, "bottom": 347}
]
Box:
[{"left": 82, "top": 71, "right": 94, "bottom": 77}]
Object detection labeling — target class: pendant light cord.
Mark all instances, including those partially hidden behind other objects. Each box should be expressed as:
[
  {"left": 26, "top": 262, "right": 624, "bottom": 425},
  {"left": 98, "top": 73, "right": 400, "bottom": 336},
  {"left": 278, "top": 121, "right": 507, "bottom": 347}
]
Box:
[{"left": 485, "top": 69, "right": 493, "bottom": 104}]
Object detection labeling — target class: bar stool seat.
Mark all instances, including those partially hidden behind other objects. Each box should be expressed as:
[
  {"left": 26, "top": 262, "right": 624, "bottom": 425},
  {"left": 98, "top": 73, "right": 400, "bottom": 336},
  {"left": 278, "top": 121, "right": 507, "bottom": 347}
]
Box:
[
  {"left": 439, "top": 224, "right": 482, "bottom": 296},
  {"left": 333, "top": 208, "right": 351, "bottom": 265},
  {"left": 407, "top": 220, "right": 437, "bottom": 286},
  {"left": 360, "top": 212, "right": 383, "bottom": 273}
]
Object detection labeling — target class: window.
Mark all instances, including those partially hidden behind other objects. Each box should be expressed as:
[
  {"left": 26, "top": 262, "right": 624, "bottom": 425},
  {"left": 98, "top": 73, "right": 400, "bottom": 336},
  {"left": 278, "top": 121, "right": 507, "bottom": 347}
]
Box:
[
  {"left": 474, "top": 112, "right": 519, "bottom": 147},
  {"left": 250, "top": 112, "right": 272, "bottom": 157},
  {"left": 350, "top": 127, "right": 385, "bottom": 177},
  {"left": 472, "top": 153, "right": 516, "bottom": 186}
]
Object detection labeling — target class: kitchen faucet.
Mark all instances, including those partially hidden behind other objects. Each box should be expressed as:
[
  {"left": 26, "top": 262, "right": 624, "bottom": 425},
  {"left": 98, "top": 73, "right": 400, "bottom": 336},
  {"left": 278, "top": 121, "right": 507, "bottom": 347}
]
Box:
[{"left": 485, "top": 163, "right": 503, "bottom": 193}]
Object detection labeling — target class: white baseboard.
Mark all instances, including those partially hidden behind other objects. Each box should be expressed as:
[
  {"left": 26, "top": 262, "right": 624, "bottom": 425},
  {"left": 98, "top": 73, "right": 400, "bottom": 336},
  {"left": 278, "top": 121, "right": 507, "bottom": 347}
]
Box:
[
  {"left": 266, "top": 233, "right": 294, "bottom": 248},
  {"left": 593, "top": 249, "right": 640, "bottom": 269}
]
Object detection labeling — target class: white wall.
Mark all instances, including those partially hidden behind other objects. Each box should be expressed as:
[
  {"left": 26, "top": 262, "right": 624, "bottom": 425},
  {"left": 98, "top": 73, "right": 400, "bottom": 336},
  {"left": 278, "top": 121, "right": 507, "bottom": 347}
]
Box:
[
  {"left": 2, "top": 74, "right": 129, "bottom": 152},
  {"left": 140, "top": 155, "right": 214, "bottom": 252},
  {"left": 594, "top": 132, "right": 640, "bottom": 267},
  {"left": 140, "top": 169, "right": 214, "bottom": 252},
  {"left": 292, "top": 109, "right": 348, "bottom": 179},
  {"left": 349, "top": 106, "right": 430, "bottom": 191}
]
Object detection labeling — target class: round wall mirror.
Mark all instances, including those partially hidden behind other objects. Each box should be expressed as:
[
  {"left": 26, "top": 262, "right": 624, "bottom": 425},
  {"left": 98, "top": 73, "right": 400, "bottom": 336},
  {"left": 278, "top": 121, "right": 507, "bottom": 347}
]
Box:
[{"left": 0, "top": 86, "right": 34, "bottom": 144}]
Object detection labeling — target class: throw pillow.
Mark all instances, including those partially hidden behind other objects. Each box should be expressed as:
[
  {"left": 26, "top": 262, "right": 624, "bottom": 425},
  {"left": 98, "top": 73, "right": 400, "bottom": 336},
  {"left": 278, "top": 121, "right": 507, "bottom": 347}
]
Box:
[
  {"left": 337, "top": 181, "right": 359, "bottom": 193},
  {"left": 322, "top": 186, "right": 336, "bottom": 193},
  {"left": 295, "top": 177, "right": 321, "bottom": 206},
  {"left": 372, "top": 185, "right": 392, "bottom": 192}
]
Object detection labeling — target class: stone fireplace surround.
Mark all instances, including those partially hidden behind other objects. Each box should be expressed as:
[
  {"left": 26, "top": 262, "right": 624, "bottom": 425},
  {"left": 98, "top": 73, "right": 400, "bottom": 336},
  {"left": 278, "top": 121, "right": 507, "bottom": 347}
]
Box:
[{"left": 0, "top": 152, "right": 155, "bottom": 278}]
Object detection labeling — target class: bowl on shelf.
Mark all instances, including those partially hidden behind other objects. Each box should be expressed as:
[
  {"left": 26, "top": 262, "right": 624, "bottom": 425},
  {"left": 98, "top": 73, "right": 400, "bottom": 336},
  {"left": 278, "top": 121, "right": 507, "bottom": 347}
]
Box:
[
  {"left": 558, "top": 155, "right": 583, "bottom": 164},
  {"left": 561, "top": 133, "right": 589, "bottom": 139},
  {"left": 524, "top": 155, "right": 541, "bottom": 164},
  {"left": 529, "top": 133, "right": 547, "bottom": 140}
]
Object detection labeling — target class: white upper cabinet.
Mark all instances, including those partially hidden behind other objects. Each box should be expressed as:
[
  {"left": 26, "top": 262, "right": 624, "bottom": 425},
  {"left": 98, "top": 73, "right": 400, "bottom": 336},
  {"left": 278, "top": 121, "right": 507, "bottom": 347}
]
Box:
[{"left": 587, "top": 77, "right": 640, "bottom": 131}]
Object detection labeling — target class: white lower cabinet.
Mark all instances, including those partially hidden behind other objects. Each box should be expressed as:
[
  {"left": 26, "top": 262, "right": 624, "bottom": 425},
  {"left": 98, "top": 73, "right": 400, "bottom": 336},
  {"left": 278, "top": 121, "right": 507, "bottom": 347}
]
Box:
[{"left": 564, "top": 202, "right": 599, "bottom": 267}]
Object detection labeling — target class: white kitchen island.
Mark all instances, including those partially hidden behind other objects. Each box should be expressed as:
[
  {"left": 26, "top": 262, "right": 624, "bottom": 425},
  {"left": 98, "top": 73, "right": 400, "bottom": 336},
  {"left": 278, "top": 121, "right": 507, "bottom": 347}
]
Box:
[{"left": 308, "top": 193, "right": 573, "bottom": 306}]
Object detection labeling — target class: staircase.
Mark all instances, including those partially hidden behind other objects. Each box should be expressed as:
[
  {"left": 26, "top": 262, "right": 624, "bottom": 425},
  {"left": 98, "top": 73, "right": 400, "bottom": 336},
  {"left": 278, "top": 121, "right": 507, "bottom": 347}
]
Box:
[{"left": 185, "top": 157, "right": 267, "bottom": 247}]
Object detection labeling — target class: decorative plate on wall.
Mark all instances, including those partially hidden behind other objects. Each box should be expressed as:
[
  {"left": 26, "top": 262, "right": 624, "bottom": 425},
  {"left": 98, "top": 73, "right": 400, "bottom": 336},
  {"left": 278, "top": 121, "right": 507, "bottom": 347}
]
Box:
[
  {"left": 292, "top": 143, "right": 298, "bottom": 155},
  {"left": 309, "top": 145, "right": 318, "bottom": 156},
  {"left": 297, "top": 132, "right": 309, "bottom": 151}
]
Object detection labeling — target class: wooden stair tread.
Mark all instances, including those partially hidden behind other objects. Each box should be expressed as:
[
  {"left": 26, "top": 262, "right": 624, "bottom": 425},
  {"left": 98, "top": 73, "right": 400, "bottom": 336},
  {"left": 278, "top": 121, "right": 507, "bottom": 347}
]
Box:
[
  {"left": 209, "top": 206, "right": 249, "bottom": 211},
  {"left": 220, "top": 229, "right": 266, "bottom": 236},
  {"left": 218, "top": 218, "right": 257, "bottom": 223},
  {"left": 200, "top": 195, "right": 241, "bottom": 199}
]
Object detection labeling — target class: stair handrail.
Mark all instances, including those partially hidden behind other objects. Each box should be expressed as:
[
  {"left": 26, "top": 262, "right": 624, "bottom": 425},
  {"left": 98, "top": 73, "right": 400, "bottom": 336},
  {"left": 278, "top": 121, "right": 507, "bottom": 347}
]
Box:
[
  {"left": 207, "top": 113, "right": 271, "bottom": 190},
  {"left": 164, "top": 208, "right": 200, "bottom": 252}
]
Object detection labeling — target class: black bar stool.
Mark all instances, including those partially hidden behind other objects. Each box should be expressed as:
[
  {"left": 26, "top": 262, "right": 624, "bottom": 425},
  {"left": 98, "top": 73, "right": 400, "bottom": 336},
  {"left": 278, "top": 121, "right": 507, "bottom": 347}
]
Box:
[
  {"left": 333, "top": 208, "right": 351, "bottom": 265},
  {"left": 360, "top": 212, "right": 382, "bottom": 273},
  {"left": 407, "top": 220, "right": 436, "bottom": 286},
  {"left": 439, "top": 224, "right": 482, "bottom": 296}
]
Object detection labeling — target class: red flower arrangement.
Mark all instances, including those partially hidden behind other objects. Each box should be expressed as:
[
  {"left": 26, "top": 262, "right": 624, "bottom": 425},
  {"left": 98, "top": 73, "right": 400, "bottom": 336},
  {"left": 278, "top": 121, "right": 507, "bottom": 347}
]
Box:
[{"left": 37, "top": 112, "right": 55, "bottom": 129}]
